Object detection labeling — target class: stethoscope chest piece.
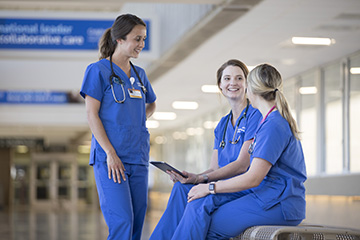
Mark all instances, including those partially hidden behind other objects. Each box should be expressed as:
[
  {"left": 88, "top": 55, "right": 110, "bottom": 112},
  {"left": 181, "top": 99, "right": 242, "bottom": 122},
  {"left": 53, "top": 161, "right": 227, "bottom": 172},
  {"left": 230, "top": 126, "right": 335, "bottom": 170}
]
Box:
[{"left": 112, "top": 75, "right": 123, "bottom": 85}]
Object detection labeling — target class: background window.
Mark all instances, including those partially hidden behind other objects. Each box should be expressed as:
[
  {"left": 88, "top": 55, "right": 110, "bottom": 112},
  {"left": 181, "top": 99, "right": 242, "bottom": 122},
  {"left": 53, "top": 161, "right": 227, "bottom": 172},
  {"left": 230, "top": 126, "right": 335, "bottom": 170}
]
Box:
[
  {"left": 299, "top": 71, "right": 318, "bottom": 176},
  {"left": 324, "top": 63, "right": 342, "bottom": 174},
  {"left": 350, "top": 53, "right": 360, "bottom": 173}
]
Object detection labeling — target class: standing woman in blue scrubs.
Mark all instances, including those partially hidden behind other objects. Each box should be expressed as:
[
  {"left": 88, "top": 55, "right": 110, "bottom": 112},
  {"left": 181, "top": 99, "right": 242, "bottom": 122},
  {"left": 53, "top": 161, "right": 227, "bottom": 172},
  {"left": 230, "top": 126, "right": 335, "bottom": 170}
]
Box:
[
  {"left": 180, "top": 63, "right": 306, "bottom": 239},
  {"left": 80, "top": 14, "right": 156, "bottom": 240},
  {"left": 150, "top": 59, "right": 262, "bottom": 239}
]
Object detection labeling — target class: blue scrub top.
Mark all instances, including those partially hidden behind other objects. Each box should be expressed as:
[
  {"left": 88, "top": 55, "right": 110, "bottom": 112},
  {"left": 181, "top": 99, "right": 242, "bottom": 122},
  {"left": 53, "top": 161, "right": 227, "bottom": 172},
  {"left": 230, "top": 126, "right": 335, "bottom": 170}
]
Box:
[
  {"left": 80, "top": 58, "right": 157, "bottom": 166},
  {"left": 250, "top": 111, "right": 307, "bottom": 221},
  {"left": 214, "top": 105, "right": 262, "bottom": 168}
]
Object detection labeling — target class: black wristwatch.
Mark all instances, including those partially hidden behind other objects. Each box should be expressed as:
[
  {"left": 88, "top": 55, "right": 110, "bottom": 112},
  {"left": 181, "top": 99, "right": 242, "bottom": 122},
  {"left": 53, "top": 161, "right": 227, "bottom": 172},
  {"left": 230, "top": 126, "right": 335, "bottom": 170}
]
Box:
[
  {"left": 202, "top": 174, "right": 209, "bottom": 183},
  {"left": 209, "top": 182, "right": 216, "bottom": 194}
]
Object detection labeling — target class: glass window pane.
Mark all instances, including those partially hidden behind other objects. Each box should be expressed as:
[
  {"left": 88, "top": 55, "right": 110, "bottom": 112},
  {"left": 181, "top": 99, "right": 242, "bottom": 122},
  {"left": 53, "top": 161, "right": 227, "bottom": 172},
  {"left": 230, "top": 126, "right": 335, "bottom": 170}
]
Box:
[
  {"left": 13, "top": 164, "right": 29, "bottom": 204},
  {"left": 324, "top": 63, "right": 342, "bottom": 174},
  {"left": 58, "top": 163, "right": 71, "bottom": 199},
  {"left": 350, "top": 53, "right": 360, "bottom": 173},
  {"left": 78, "top": 166, "right": 88, "bottom": 181},
  {"left": 299, "top": 71, "right": 317, "bottom": 176},
  {"left": 36, "top": 163, "right": 50, "bottom": 200}
]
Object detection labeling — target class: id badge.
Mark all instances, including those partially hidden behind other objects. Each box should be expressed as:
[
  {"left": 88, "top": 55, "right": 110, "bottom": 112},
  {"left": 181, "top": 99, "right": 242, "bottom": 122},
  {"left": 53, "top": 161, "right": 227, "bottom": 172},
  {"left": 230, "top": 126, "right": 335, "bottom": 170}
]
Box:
[{"left": 128, "top": 88, "right": 142, "bottom": 99}]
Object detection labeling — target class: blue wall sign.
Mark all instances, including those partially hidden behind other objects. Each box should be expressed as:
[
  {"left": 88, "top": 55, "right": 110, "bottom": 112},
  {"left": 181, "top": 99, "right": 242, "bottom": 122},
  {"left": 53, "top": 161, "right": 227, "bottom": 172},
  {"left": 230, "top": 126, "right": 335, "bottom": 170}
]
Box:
[
  {"left": 0, "top": 90, "right": 71, "bottom": 104},
  {"left": 0, "top": 18, "right": 150, "bottom": 51}
]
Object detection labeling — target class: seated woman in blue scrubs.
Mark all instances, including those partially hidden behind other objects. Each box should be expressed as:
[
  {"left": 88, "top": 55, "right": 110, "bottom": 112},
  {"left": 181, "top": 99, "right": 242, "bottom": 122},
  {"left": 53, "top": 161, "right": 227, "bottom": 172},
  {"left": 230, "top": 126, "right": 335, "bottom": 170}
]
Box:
[
  {"left": 149, "top": 59, "right": 262, "bottom": 239},
  {"left": 80, "top": 14, "right": 156, "bottom": 240},
  {"left": 175, "top": 63, "right": 307, "bottom": 239}
]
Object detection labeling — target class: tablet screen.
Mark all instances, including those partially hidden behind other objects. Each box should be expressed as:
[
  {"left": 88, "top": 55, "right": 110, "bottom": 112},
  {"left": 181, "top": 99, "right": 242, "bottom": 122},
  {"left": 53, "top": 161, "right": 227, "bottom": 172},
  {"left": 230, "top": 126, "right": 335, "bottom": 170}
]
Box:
[{"left": 150, "top": 161, "right": 187, "bottom": 178}]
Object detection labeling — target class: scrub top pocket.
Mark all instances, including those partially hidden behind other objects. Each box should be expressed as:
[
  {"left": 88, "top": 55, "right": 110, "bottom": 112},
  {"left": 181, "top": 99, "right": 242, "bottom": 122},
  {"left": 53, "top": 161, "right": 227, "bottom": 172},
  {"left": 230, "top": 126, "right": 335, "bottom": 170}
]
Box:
[
  {"left": 107, "top": 126, "right": 150, "bottom": 165},
  {"left": 251, "top": 177, "right": 286, "bottom": 210}
]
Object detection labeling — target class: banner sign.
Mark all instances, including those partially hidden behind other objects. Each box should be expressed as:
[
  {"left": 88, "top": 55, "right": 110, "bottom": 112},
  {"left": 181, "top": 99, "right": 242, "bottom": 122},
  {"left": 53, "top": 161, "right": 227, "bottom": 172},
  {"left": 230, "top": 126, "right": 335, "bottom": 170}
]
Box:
[
  {"left": 0, "top": 138, "right": 44, "bottom": 148},
  {"left": 0, "top": 90, "right": 72, "bottom": 104},
  {"left": 0, "top": 18, "right": 150, "bottom": 51}
]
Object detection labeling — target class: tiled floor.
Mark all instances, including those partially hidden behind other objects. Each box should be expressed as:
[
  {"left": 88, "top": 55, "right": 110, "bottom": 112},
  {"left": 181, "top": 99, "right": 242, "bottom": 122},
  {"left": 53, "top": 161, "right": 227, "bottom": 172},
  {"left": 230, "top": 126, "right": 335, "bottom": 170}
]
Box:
[
  {"left": 0, "top": 207, "right": 166, "bottom": 240},
  {"left": 0, "top": 191, "right": 169, "bottom": 240},
  {"left": 1, "top": 194, "right": 360, "bottom": 240}
]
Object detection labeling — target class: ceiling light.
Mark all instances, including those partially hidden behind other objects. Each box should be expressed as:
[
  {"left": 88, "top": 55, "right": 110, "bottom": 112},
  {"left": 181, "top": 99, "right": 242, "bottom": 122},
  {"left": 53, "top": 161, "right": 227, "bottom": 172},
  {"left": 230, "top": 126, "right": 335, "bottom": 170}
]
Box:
[
  {"left": 78, "top": 145, "right": 91, "bottom": 154},
  {"left": 201, "top": 85, "right": 220, "bottom": 93},
  {"left": 350, "top": 67, "right": 360, "bottom": 74},
  {"left": 146, "top": 120, "right": 159, "bottom": 128},
  {"left": 203, "top": 121, "right": 218, "bottom": 129},
  {"left": 172, "top": 131, "right": 182, "bottom": 140},
  {"left": 186, "top": 127, "right": 204, "bottom": 136},
  {"left": 152, "top": 112, "right": 177, "bottom": 120},
  {"left": 172, "top": 101, "right": 199, "bottom": 110},
  {"left": 291, "top": 37, "right": 334, "bottom": 46},
  {"left": 172, "top": 131, "right": 188, "bottom": 140},
  {"left": 299, "top": 86, "right": 317, "bottom": 95},
  {"left": 154, "top": 136, "right": 167, "bottom": 144},
  {"left": 16, "top": 145, "right": 28, "bottom": 154}
]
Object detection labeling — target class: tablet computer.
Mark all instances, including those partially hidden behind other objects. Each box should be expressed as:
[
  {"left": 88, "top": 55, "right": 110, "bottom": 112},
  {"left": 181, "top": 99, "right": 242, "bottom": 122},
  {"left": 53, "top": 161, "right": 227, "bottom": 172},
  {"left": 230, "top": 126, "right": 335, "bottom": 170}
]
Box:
[{"left": 150, "top": 161, "right": 187, "bottom": 178}]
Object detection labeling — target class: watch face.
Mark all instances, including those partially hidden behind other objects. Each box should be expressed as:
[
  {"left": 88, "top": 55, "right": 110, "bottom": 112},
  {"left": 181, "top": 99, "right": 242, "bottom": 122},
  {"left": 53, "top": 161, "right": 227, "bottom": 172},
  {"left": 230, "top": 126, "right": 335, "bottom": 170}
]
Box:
[{"left": 209, "top": 183, "right": 215, "bottom": 194}]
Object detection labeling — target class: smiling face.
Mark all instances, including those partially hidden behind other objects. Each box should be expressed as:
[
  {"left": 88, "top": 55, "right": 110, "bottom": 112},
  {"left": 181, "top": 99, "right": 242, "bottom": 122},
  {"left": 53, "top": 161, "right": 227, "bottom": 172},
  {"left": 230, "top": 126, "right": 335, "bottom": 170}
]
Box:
[
  {"left": 117, "top": 24, "right": 147, "bottom": 59},
  {"left": 219, "top": 65, "right": 247, "bottom": 101}
]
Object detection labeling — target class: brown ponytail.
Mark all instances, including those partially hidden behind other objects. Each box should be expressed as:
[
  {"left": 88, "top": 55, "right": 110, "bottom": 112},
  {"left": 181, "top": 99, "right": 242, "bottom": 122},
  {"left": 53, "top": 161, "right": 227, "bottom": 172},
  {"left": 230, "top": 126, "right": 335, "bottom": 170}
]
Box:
[
  {"left": 275, "top": 88, "right": 300, "bottom": 139},
  {"left": 98, "top": 28, "right": 116, "bottom": 60}
]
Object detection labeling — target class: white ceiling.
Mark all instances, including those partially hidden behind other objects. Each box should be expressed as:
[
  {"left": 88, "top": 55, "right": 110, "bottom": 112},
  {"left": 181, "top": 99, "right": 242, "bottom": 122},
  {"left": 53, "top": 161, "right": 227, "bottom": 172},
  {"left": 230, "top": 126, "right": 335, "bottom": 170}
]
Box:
[
  {"left": 150, "top": 0, "right": 360, "bottom": 132},
  {"left": 1, "top": 0, "right": 360, "bottom": 147}
]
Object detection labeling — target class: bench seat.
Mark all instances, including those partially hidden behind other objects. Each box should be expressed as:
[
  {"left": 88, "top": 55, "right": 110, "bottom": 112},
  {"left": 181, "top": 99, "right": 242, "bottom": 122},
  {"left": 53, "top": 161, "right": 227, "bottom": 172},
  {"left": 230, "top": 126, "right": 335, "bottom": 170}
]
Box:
[{"left": 230, "top": 225, "right": 360, "bottom": 240}]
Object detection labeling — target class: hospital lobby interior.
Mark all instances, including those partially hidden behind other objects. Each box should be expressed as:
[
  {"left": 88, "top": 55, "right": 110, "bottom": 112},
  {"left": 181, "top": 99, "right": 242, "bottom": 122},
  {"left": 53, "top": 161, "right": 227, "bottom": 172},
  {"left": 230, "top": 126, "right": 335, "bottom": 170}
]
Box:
[{"left": 1, "top": 0, "right": 360, "bottom": 239}]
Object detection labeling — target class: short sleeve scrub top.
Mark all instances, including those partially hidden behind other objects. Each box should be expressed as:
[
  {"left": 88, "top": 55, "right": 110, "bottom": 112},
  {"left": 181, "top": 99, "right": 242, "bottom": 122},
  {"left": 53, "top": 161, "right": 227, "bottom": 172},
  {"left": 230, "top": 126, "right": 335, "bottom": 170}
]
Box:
[{"left": 80, "top": 58, "right": 157, "bottom": 166}]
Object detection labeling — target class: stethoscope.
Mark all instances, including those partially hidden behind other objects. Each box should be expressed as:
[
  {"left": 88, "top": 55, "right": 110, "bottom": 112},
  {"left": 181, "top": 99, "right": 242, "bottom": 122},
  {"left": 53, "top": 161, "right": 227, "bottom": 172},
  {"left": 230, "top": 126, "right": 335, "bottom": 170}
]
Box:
[
  {"left": 219, "top": 99, "right": 249, "bottom": 149},
  {"left": 109, "top": 55, "right": 147, "bottom": 103}
]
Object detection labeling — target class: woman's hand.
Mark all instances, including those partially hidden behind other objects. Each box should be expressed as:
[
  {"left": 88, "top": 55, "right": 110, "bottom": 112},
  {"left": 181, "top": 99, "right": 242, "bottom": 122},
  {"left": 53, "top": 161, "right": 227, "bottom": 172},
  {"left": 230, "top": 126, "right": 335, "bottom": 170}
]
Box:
[
  {"left": 187, "top": 183, "right": 210, "bottom": 202},
  {"left": 106, "top": 151, "right": 126, "bottom": 183},
  {"left": 168, "top": 171, "right": 198, "bottom": 184}
]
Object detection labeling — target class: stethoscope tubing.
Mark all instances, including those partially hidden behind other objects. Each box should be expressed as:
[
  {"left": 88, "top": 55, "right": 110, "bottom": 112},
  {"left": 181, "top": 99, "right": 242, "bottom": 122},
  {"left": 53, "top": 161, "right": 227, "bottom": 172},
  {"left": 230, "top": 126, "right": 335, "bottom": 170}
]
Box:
[
  {"left": 219, "top": 99, "right": 249, "bottom": 149},
  {"left": 109, "top": 54, "right": 147, "bottom": 104}
]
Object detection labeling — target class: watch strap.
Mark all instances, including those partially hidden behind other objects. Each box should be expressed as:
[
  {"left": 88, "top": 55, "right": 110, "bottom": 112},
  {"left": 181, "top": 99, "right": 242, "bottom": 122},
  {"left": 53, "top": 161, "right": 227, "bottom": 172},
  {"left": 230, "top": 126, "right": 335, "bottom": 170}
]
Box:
[{"left": 202, "top": 174, "right": 209, "bottom": 183}]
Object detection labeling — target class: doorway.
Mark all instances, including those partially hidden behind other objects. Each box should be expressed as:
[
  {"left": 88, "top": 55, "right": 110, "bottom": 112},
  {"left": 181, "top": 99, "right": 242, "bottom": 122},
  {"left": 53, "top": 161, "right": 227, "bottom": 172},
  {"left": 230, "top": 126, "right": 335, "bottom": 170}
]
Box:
[{"left": 29, "top": 153, "right": 77, "bottom": 210}]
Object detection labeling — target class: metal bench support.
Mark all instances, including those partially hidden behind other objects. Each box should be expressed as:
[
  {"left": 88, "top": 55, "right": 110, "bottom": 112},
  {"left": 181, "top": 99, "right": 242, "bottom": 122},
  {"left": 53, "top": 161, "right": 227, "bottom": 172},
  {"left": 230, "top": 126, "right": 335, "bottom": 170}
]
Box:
[{"left": 230, "top": 225, "right": 360, "bottom": 240}]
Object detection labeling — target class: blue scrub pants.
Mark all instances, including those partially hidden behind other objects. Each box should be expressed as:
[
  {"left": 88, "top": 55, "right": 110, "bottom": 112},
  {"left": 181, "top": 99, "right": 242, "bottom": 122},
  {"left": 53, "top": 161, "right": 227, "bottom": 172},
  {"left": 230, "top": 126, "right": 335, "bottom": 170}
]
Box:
[
  {"left": 149, "top": 182, "right": 192, "bottom": 239},
  {"left": 93, "top": 162, "right": 148, "bottom": 240},
  {"left": 151, "top": 182, "right": 301, "bottom": 240}
]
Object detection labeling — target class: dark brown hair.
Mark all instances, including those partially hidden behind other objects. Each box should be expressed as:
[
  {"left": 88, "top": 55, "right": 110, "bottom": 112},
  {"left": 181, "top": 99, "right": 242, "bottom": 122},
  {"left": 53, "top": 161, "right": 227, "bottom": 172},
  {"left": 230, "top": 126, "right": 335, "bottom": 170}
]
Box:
[{"left": 98, "top": 14, "right": 146, "bottom": 60}]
